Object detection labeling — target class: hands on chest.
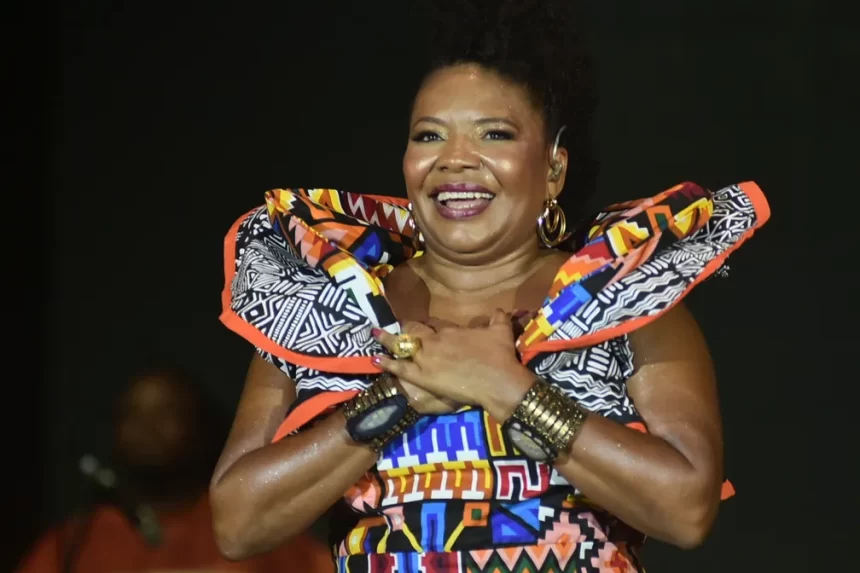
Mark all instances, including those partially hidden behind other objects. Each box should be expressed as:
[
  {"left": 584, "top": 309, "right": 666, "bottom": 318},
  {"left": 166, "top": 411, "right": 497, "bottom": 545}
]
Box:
[{"left": 371, "top": 309, "right": 537, "bottom": 421}]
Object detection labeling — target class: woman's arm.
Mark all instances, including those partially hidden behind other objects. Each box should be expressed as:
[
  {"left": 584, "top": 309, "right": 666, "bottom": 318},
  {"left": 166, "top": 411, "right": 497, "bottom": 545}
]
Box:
[
  {"left": 495, "top": 303, "right": 724, "bottom": 548},
  {"left": 372, "top": 304, "right": 724, "bottom": 548},
  {"left": 209, "top": 353, "right": 377, "bottom": 560}
]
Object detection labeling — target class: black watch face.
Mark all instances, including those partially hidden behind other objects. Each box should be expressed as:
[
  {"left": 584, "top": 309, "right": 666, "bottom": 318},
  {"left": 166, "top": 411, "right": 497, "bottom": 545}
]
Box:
[
  {"left": 349, "top": 395, "right": 408, "bottom": 439},
  {"left": 508, "top": 428, "right": 551, "bottom": 462}
]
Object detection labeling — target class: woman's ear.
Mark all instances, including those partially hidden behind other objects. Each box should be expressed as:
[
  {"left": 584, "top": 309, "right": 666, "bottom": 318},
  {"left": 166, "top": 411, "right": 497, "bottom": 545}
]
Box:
[{"left": 547, "top": 145, "right": 568, "bottom": 199}]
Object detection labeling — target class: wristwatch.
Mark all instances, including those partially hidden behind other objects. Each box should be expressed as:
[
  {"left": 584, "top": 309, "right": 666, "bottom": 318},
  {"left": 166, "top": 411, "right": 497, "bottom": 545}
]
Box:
[
  {"left": 343, "top": 373, "right": 419, "bottom": 451},
  {"left": 505, "top": 420, "right": 559, "bottom": 462}
]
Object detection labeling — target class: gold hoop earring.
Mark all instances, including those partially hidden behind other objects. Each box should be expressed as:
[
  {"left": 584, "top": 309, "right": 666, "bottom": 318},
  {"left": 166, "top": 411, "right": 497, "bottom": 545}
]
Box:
[{"left": 537, "top": 197, "right": 570, "bottom": 248}]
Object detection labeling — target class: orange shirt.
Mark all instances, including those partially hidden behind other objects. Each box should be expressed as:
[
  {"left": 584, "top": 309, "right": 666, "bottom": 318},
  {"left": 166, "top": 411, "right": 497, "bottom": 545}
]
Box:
[{"left": 16, "top": 495, "right": 332, "bottom": 573}]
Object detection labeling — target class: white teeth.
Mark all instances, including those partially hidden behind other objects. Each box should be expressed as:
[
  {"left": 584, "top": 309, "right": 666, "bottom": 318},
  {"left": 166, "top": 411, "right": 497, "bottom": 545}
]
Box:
[{"left": 436, "top": 191, "right": 494, "bottom": 201}]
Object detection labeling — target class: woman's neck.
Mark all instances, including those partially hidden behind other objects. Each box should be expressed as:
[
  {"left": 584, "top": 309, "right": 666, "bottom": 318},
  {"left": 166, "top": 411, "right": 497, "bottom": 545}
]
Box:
[{"left": 414, "top": 241, "right": 549, "bottom": 296}]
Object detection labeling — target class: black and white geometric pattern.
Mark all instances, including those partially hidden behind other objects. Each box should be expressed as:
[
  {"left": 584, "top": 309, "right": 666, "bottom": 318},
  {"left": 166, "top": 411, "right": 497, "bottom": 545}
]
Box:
[
  {"left": 230, "top": 208, "right": 379, "bottom": 360},
  {"left": 548, "top": 184, "right": 758, "bottom": 342},
  {"left": 531, "top": 336, "right": 639, "bottom": 424},
  {"left": 258, "top": 348, "right": 370, "bottom": 394}
]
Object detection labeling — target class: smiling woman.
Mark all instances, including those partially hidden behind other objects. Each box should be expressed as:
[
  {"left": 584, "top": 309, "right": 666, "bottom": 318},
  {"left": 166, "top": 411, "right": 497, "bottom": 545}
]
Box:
[
  {"left": 209, "top": 1, "right": 770, "bottom": 572},
  {"left": 405, "top": 64, "right": 564, "bottom": 260}
]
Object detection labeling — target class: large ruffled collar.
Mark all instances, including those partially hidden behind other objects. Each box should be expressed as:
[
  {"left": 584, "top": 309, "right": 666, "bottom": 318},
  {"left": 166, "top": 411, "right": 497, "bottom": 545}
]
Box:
[{"left": 221, "top": 181, "right": 769, "bottom": 372}]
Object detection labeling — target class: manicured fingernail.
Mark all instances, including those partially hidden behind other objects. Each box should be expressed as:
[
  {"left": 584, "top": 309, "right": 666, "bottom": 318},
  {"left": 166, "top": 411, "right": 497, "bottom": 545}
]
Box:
[
  {"left": 371, "top": 328, "right": 382, "bottom": 338},
  {"left": 371, "top": 356, "right": 383, "bottom": 366}
]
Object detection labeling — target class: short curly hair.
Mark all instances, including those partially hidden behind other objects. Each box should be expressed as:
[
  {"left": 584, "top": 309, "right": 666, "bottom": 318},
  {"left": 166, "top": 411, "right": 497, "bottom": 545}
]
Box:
[{"left": 411, "top": 0, "right": 599, "bottom": 224}]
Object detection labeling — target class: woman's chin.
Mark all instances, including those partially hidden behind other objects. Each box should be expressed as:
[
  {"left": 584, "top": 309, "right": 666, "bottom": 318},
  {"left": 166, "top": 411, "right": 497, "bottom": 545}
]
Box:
[
  {"left": 416, "top": 203, "right": 518, "bottom": 258},
  {"left": 425, "top": 227, "right": 507, "bottom": 257}
]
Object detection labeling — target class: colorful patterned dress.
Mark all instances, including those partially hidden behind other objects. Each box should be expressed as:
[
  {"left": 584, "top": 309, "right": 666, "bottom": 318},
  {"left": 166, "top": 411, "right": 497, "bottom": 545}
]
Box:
[{"left": 220, "top": 182, "right": 769, "bottom": 572}]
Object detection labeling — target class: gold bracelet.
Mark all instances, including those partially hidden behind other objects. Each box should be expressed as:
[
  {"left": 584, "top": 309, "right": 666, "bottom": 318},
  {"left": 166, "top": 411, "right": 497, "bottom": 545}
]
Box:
[
  {"left": 341, "top": 373, "right": 399, "bottom": 420},
  {"left": 510, "top": 378, "right": 588, "bottom": 457}
]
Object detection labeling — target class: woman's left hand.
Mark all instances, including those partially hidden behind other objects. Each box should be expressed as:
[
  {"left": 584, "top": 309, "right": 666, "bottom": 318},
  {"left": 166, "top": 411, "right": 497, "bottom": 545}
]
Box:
[{"left": 371, "top": 310, "right": 535, "bottom": 419}]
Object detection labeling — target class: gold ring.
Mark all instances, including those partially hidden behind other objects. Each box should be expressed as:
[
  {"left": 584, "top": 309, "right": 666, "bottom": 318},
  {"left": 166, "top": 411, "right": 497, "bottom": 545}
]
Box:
[{"left": 392, "top": 333, "right": 422, "bottom": 359}]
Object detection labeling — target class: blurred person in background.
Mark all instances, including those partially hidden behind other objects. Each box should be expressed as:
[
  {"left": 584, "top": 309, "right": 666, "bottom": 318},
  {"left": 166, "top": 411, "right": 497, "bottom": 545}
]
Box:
[{"left": 17, "top": 366, "right": 332, "bottom": 573}]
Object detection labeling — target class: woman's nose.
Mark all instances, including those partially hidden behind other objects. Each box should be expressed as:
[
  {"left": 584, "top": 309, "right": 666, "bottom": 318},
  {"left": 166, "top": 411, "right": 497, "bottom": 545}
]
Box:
[{"left": 436, "top": 135, "right": 480, "bottom": 172}]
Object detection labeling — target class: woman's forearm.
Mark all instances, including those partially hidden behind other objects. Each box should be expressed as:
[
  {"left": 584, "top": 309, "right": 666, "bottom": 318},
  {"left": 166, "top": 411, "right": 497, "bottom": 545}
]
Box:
[
  {"left": 554, "top": 414, "right": 721, "bottom": 548},
  {"left": 485, "top": 372, "right": 721, "bottom": 549},
  {"left": 210, "top": 411, "right": 377, "bottom": 560}
]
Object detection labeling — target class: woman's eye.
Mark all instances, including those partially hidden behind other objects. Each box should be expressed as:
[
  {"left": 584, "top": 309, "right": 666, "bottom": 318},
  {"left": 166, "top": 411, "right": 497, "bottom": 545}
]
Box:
[
  {"left": 485, "top": 130, "right": 514, "bottom": 140},
  {"left": 411, "top": 131, "right": 442, "bottom": 142}
]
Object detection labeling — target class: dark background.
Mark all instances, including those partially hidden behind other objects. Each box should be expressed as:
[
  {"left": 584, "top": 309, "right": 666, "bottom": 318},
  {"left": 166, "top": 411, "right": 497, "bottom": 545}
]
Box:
[{"left": 9, "top": 0, "right": 845, "bottom": 571}]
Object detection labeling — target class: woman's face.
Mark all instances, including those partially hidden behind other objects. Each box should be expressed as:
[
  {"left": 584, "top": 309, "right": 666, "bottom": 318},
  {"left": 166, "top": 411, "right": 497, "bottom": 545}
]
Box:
[{"left": 403, "top": 64, "right": 566, "bottom": 262}]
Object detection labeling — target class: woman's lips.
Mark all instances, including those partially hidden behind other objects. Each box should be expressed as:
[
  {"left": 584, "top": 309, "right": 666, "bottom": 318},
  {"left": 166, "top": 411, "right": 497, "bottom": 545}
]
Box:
[
  {"left": 431, "top": 186, "right": 495, "bottom": 220},
  {"left": 433, "top": 196, "right": 493, "bottom": 219}
]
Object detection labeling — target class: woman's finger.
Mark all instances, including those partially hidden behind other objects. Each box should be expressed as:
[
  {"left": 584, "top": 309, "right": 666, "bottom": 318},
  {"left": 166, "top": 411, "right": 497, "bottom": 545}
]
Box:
[
  {"left": 370, "top": 327, "right": 401, "bottom": 354},
  {"left": 371, "top": 326, "right": 431, "bottom": 361},
  {"left": 401, "top": 321, "right": 437, "bottom": 336},
  {"left": 372, "top": 355, "right": 422, "bottom": 383}
]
